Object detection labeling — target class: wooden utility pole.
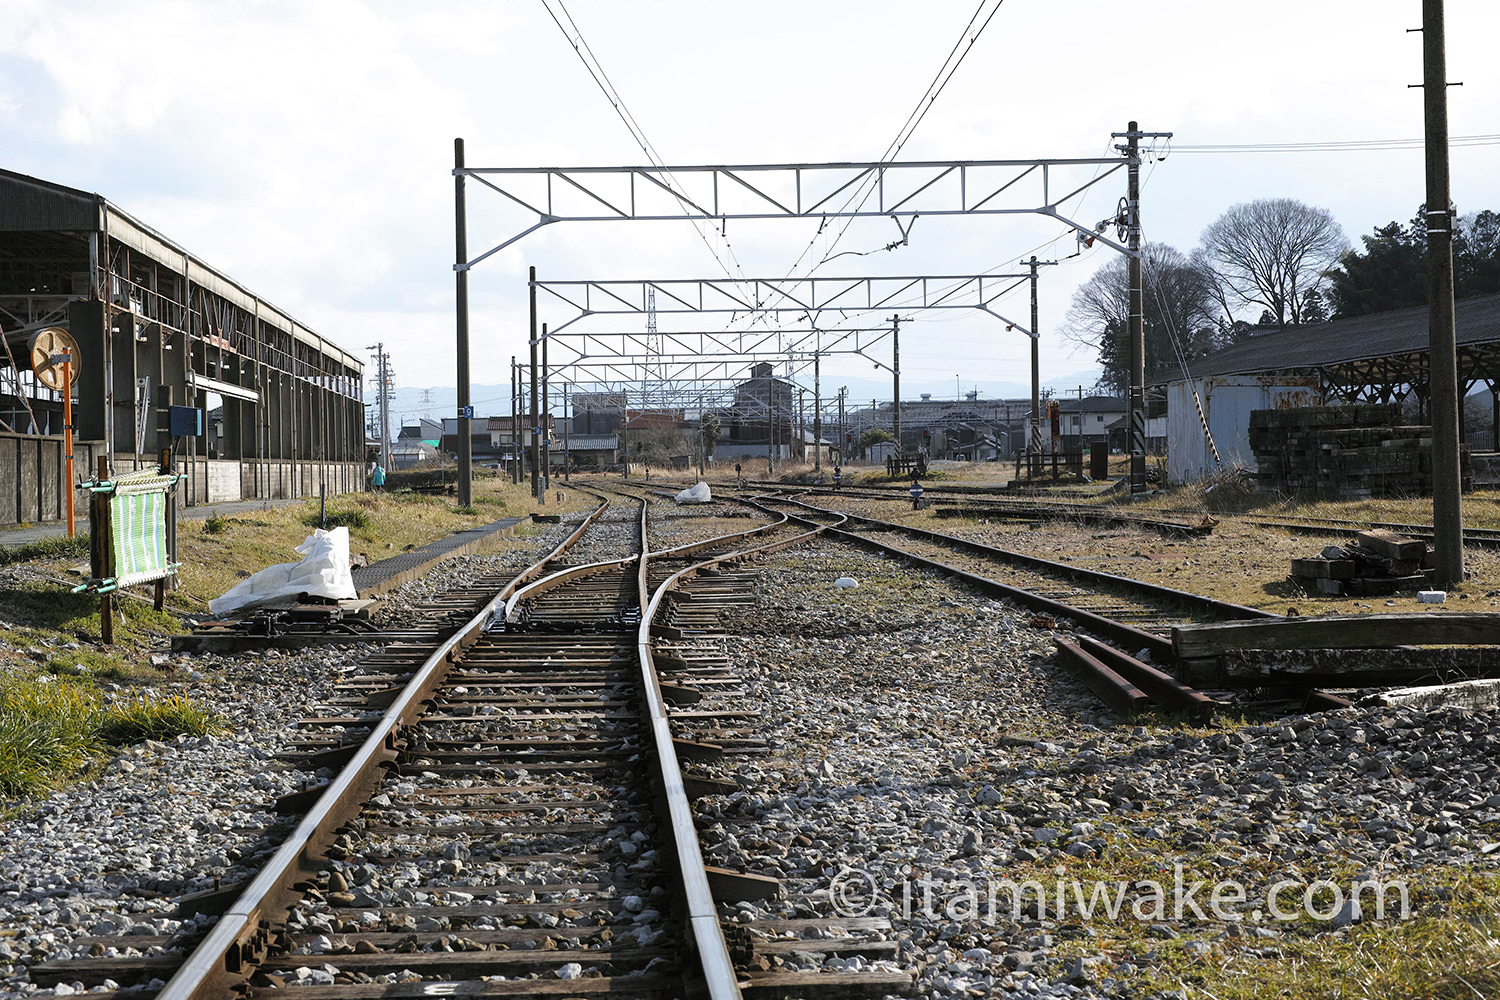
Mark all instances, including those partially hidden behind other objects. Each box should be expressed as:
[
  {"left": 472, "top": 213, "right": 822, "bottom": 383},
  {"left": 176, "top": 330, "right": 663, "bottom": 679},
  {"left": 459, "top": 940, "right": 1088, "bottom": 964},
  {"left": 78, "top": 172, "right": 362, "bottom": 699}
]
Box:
[{"left": 1422, "top": 0, "right": 1464, "bottom": 587}]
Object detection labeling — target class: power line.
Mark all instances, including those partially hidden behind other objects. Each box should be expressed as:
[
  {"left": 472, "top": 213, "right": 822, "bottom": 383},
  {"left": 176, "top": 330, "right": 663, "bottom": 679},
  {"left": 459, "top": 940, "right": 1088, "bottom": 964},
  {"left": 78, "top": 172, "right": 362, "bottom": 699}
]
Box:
[
  {"left": 1173, "top": 133, "right": 1500, "bottom": 153},
  {"left": 779, "top": 0, "right": 1009, "bottom": 285},
  {"left": 540, "top": 0, "right": 750, "bottom": 286}
]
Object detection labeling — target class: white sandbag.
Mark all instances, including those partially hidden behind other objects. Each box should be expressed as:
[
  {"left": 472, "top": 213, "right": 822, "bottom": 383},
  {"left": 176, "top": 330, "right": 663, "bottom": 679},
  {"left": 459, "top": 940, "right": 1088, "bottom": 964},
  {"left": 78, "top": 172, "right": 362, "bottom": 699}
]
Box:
[
  {"left": 675, "top": 481, "right": 712, "bottom": 504},
  {"left": 209, "top": 527, "right": 358, "bottom": 616}
]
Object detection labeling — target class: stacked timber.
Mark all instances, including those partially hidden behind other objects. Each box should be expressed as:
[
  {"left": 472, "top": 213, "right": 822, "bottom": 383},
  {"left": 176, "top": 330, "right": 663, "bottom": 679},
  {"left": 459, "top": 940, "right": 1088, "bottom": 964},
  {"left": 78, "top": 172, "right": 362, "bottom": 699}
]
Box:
[
  {"left": 1290, "top": 528, "right": 1433, "bottom": 596},
  {"left": 1248, "top": 404, "right": 1470, "bottom": 497}
]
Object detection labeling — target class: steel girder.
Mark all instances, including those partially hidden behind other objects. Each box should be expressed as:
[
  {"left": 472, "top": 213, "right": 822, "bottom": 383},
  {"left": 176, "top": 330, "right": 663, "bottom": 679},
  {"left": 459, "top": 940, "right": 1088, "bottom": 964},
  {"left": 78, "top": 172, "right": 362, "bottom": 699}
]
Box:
[
  {"left": 456, "top": 158, "right": 1133, "bottom": 265},
  {"left": 534, "top": 274, "right": 1035, "bottom": 337}
]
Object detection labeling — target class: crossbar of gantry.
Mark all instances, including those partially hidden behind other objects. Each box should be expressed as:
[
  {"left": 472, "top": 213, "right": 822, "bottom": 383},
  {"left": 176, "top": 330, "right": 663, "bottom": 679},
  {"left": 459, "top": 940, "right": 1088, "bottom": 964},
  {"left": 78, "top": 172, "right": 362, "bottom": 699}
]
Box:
[
  {"left": 543, "top": 325, "right": 893, "bottom": 370},
  {"left": 456, "top": 158, "right": 1133, "bottom": 262},
  {"left": 534, "top": 274, "right": 1035, "bottom": 336}
]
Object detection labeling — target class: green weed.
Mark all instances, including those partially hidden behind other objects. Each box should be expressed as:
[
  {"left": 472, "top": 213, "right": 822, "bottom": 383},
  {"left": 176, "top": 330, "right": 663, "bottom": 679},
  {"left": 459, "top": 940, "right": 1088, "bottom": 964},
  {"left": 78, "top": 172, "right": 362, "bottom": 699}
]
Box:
[
  {"left": 97, "top": 694, "right": 220, "bottom": 746},
  {"left": 302, "top": 509, "right": 371, "bottom": 530},
  {"left": 203, "top": 513, "right": 231, "bottom": 534},
  {"left": 0, "top": 678, "right": 100, "bottom": 796},
  {"left": 0, "top": 535, "right": 90, "bottom": 567}
]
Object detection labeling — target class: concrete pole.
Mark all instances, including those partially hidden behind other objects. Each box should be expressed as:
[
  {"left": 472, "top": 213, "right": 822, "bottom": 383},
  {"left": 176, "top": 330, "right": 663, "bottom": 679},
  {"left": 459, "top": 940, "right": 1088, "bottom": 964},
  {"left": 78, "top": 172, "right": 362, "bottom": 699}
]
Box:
[
  {"left": 1424, "top": 0, "right": 1464, "bottom": 586},
  {"left": 891, "top": 314, "right": 902, "bottom": 456},
  {"left": 454, "top": 139, "right": 472, "bottom": 508},
  {"left": 529, "top": 268, "right": 540, "bottom": 502},
  {"left": 1029, "top": 256, "right": 1041, "bottom": 463},
  {"left": 1126, "top": 122, "right": 1147, "bottom": 493},
  {"left": 813, "top": 353, "right": 822, "bottom": 473}
]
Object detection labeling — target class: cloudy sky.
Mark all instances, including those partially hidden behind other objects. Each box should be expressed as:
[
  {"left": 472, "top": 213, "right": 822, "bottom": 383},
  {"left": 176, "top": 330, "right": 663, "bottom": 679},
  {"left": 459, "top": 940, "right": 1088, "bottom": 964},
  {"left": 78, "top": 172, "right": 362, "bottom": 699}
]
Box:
[{"left": 4, "top": 0, "right": 1499, "bottom": 421}]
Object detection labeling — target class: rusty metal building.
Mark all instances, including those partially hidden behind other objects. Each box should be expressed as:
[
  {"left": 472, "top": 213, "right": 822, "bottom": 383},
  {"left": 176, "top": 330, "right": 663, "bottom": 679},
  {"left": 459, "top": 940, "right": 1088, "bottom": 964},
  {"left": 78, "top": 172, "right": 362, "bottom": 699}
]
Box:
[{"left": 0, "top": 168, "right": 365, "bottom": 524}]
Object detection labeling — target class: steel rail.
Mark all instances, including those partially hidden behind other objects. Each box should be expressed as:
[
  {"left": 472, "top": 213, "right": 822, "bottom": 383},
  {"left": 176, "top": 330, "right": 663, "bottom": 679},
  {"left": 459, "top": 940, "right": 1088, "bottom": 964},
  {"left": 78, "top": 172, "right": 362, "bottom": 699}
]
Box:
[
  {"left": 634, "top": 495, "right": 845, "bottom": 1000},
  {"left": 767, "top": 493, "right": 1273, "bottom": 623},
  {"left": 154, "top": 496, "right": 613, "bottom": 1000}
]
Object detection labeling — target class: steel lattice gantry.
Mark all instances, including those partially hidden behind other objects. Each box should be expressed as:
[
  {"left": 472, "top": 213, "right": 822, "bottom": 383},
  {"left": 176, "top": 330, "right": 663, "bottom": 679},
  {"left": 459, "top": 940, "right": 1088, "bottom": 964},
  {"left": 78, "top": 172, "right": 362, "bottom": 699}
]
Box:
[{"left": 453, "top": 136, "right": 1165, "bottom": 498}]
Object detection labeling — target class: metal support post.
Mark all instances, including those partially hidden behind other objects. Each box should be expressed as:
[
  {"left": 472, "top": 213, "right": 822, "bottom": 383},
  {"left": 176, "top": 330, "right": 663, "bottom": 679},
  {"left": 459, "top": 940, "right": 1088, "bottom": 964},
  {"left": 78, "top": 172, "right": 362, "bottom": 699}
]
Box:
[
  {"left": 542, "top": 326, "right": 550, "bottom": 494},
  {"left": 529, "top": 268, "right": 541, "bottom": 503},
  {"left": 891, "top": 315, "right": 902, "bottom": 456},
  {"left": 454, "top": 138, "right": 473, "bottom": 508},
  {"left": 1423, "top": 0, "right": 1464, "bottom": 586},
  {"left": 813, "top": 354, "right": 822, "bottom": 473},
  {"left": 511, "top": 356, "right": 520, "bottom": 483},
  {"left": 1029, "top": 257, "right": 1041, "bottom": 462}
]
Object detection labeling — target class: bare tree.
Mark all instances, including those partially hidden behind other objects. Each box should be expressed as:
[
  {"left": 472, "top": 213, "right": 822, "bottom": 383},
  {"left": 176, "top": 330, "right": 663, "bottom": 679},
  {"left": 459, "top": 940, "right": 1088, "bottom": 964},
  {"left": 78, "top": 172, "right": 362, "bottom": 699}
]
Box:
[
  {"left": 1197, "top": 198, "right": 1348, "bottom": 327},
  {"left": 1065, "top": 243, "right": 1224, "bottom": 394}
]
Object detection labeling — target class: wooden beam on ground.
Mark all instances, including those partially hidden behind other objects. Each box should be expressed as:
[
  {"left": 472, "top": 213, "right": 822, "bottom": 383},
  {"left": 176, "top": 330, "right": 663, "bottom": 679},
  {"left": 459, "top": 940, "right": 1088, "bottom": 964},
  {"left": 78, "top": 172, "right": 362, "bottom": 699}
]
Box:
[
  {"left": 1218, "top": 645, "right": 1500, "bottom": 686},
  {"left": 1373, "top": 678, "right": 1500, "bottom": 711},
  {"left": 1173, "top": 613, "right": 1500, "bottom": 659}
]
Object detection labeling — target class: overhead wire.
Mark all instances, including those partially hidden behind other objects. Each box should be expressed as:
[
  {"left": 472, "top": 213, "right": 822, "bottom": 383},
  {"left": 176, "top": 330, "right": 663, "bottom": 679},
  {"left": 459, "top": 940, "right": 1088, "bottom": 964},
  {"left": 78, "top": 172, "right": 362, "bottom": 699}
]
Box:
[
  {"left": 1172, "top": 133, "right": 1500, "bottom": 153},
  {"left": 540, "top": 0, "right": 751, "bottom": 289}
]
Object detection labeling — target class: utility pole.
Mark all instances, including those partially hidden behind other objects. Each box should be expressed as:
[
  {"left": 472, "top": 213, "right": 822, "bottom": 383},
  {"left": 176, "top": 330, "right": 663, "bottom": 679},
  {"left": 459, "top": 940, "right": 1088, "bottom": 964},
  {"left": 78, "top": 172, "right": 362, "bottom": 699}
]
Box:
[
  {"left": 1029, "top": 257, "right": 1041, "bottom": 464},
  {"left": 541, "top": 326, "right": 550, "bottom": 493},
  {"left": 813, "top": 354, "right": 822, "bottom": 473},
  {"left": 366, "top": 343, "right": 392, "bottom": 472},
  {"left": 453, "top": 138, "right": 473, "bottom": 508},
  {"left": 1421, "top": 0, "right": 1464, "bottom": 586},
  {"left": 1125, "top": 123, "right": 1145, "bottom": 493},
  {"left": 1111, "top": 121, "right": 1171, "bottom": 492},
  {"left": 563, "top": 383, "right": 571, "bottom": 485},
  {"left": 529, "top": 267, "right": 540, "bottom": 503},
  {"left": 838, "top": 386, "right": 846, "bottom": 462},
  {"left": 891, "top": 314, "right": 902, "bottom": 456},
  {"left": 510, "top": 356, "right": 519, "bottom": 484}
]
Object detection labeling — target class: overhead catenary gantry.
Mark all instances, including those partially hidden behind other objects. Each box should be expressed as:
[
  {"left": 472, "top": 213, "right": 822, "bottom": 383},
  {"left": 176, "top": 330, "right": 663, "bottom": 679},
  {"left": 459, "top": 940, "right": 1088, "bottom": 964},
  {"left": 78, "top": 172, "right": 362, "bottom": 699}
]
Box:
[{"left": 454, "top": 131, "right": 1167, "bottom": 502}]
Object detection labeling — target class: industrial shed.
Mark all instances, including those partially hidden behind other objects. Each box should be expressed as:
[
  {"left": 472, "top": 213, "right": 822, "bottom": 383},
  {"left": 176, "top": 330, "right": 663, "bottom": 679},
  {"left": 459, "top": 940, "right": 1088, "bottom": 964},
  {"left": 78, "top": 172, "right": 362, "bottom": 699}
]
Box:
[
  {"left": 1158, "top": 293, "right": 1500, "bottom": 483},
  {"left": 0, "top": 168, "right": 366, "bottom": 524}
]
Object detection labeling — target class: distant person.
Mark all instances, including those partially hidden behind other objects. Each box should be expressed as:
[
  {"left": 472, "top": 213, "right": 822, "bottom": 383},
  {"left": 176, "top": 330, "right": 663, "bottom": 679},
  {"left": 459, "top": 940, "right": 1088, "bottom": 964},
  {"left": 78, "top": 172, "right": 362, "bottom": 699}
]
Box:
[
  {"left": 735, "top": 462, "right": 743, "bottom": 488},
  {"left": 371, "top": 463, "right": 386, "bottom": 491}
]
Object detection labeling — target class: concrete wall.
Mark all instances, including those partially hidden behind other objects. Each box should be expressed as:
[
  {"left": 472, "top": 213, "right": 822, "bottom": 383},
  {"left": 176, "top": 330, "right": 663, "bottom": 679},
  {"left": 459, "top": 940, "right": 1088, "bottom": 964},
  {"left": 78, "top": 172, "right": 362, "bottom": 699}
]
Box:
[{"left": 1167, "top": 376, "right": 1321, "bottom": 484}]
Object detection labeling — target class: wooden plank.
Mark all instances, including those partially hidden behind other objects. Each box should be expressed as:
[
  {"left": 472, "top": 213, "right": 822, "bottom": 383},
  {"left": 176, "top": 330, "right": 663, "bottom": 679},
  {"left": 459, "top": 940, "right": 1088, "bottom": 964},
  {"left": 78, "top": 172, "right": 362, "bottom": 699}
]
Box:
[
  {"left": 1218, "top": 645, "right": 1500, "bottom": 686},
  {"left": 741, "top": 969, "right": 914, "bottom": 999},
  {"left": 1373, "top": 678, "right": 1500, "bottom": 710},
  {"left": 1290, "top": 557, "right": 1355, "bottom": 580},
  {"left": 1172, "top": 613, "right": 1500, "bottom": 659},
  {"left": 250, "top": 975, "right": 683, "bottom": 998},
  {"left": 1356, "top": 528, "right": 1426, "bottom": 561}
]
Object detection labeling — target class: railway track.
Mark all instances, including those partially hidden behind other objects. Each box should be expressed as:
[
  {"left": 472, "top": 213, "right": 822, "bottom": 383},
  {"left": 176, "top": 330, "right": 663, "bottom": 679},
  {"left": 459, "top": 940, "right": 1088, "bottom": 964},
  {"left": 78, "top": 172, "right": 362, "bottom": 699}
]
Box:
[
  {"left": 747, "top": 477, "right": 1500, "bottom": 549},
  {"left": 742, "top": 492, "right": 1360, "bottom": 719},
  {"left": 32, "top": 490, "right": 912, "bottom": 1000}
]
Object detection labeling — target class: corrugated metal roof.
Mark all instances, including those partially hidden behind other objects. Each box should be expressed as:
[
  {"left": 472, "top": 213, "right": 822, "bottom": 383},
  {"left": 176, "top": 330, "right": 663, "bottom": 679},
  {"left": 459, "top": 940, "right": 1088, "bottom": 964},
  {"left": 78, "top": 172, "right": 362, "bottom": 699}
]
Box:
[{"left": 1160, "top": 292, "right": 1500, "bottom": 382}]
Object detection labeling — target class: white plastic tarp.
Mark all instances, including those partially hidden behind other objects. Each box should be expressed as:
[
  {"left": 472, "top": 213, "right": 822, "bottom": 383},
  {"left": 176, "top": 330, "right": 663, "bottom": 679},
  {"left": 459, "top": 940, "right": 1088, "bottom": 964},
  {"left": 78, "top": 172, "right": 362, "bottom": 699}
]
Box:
[
  {"left": 675, "top": 481, "right": 712, "bottom": 504},
  {"left": 209, "top": 527, "right": 358, "bottom": 616}
]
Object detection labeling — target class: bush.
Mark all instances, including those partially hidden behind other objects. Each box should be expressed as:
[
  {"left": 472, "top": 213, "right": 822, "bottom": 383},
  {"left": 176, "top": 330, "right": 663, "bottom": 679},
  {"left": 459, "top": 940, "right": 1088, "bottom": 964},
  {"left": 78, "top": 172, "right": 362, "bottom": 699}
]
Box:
[
  {"left": 203, "top": 513, "right": 231, "bottom": 534},
  {"left": 97, "top": 694, "right": 220, "bottom": 746}
]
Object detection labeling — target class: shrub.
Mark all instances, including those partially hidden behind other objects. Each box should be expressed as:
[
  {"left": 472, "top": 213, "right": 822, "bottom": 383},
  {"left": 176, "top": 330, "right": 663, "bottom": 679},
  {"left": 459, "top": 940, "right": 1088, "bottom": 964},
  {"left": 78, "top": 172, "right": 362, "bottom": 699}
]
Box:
[{"left": 203, "top": 513, "right": 231, "bottom": 534}]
